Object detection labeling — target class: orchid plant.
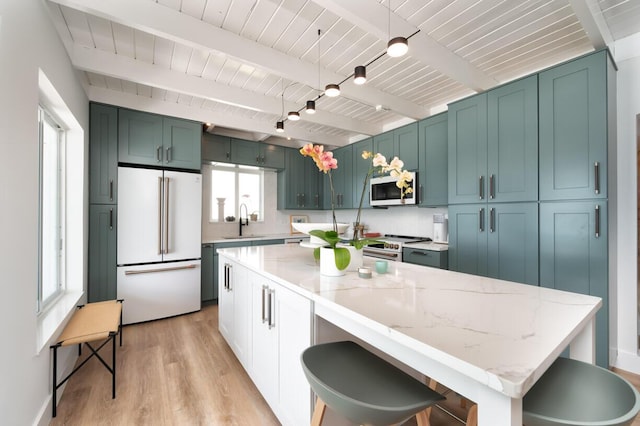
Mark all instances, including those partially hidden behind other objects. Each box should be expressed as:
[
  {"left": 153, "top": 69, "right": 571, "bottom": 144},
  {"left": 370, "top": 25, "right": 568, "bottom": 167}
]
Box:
[{"left": 299, "top": 143, "right": 414, "bottom": 271}]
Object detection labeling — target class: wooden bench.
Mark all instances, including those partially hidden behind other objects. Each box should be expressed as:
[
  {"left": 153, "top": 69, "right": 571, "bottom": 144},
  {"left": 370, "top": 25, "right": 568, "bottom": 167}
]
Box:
[{"left": 50, "top": 299, "right": 123, "bottom": 417}]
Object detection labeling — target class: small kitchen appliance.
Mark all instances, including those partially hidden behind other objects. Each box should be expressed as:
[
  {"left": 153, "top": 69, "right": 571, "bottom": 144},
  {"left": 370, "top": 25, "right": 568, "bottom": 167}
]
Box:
[{"left": 433, "top": 213, "right": 448, "bottom": 243}]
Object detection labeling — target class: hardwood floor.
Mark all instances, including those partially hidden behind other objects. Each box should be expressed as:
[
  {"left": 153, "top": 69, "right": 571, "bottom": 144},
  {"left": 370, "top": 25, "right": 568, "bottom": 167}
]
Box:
[{"left": 51, "top": 304, "right": 640, "bottom": 426}]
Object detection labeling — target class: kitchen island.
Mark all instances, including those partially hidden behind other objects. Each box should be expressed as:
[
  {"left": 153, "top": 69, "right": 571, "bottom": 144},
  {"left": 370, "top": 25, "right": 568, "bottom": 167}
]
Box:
[{"left": 217, "top": 244, "right": 601, "bottom": 426}]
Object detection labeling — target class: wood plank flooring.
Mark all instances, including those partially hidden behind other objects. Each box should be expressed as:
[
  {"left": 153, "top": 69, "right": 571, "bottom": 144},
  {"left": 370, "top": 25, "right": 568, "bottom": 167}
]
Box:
[{"left": 51, "top": 304, "right": 640, "bottom": 426}]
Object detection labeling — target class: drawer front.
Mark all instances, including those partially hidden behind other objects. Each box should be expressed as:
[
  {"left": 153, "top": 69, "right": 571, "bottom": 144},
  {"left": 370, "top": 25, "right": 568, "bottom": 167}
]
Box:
[{"left": 403, "top": 248, "right": 446, "bottom": 269}]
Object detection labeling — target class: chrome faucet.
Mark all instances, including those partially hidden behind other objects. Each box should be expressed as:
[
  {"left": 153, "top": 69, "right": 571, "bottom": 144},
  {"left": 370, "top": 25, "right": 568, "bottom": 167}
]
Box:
[{"left": 239, "top": 203, "right": 249, "bottom": 236}]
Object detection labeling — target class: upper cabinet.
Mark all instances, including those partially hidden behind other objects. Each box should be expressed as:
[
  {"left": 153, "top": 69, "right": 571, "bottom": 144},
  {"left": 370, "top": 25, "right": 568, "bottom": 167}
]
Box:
[
  {"left": 448, "top": 75, "right": 538, "bottom": 204},
  {"left": 202, "top": 133, "right": 231, "bottom": 163},
  {"left": 231, "top": 138, "right": 285, "bottom": 169},
  {"left": 539, "top": 50, "right": 612, "bottom": 201},
  {"left": 118, "top": 108, "right": 201, "bottom": 170},
  {"left": 373, "top": 123, "right": 419, "bottom": 171},
  {"left": 278, "top": 148, "right": 322, "bottom": 210},
  {"left": 418, "top": 113, "right": 448, "bottom": 207},
  {"left": 324, "top": 145, "right": 354, "bottom": 209},
  {"left": 89, "top": 103, "right": 118, "bottom": 205},
  {"left": 351, "top": 138, "right": 373, "bottom": 209}
]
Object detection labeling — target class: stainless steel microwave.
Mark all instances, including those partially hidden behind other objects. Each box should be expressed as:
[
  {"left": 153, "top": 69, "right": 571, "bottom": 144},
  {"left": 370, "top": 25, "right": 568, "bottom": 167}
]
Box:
[{"left": 369, "top": 172, "right": 417, "bottom": 206}]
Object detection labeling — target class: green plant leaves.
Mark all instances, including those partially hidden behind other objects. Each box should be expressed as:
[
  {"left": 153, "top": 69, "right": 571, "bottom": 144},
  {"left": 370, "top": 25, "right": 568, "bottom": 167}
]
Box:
[{"left": 333, "top": 246, "right": 351, "bottom": 270}]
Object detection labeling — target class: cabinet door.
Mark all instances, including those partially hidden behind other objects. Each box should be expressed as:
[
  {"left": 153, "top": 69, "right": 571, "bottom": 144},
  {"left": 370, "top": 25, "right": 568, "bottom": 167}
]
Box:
[
  {"left": 279, "top": 149, "right": 302, "bottom": 209},
  {"left": 418, "top": 113, "right": 448, "bottom": 207},
  {"left": 304, "top": 163, "right": 322, "bottom": 209},
  {"left": 118, "top": 109, "right": 164, "bottom": 166},
  {"left": 448, "top": 93, "right": 488, "bottom": 204},
  {"left": 201, "top": 244, "right": 215, "bottom": 301},
  {"left": 394, "top": 122, "right": 419, "bottom": 171},
  {"left": 352, "top": 138, "right": 373, "bottom": 209},
  {"left": 88, "top": 205, "right": 117, "bottom": 302},
  {"left": 202, "top": 133, "right": 231, "bottom": 162},
  {"left": 250, "top": 272, "right": 278, "bottom": 405},
  {"left": 448, "top": 204, "right": 488, "bottom": 276},
  {"left": 163, "top": 117, "right": 201, "bottom": 170},
  {"left": 231, "top": 138, "right": 260, "bottom": 166},
  {"left": 373, "top": 131, "right": 394, "bottom": 163},
  {"left": 487, "top": 76, "right": 538, "bottom": 202},
  {"left": 325, "top": 146, "right": 353, "bottom": 209},
  {"left": 539, "top": 51, "right": 608, "bottom": 200},
  {"left": 402, "top": 248, "right": 447, "bottom": 269},
  {"left": 261, "top": 144, "right": 285, "bottom": 169},
  {"left": 539, "top": 201, "right": 608, "bottom": 367},
  {"left": 487, "top": 203, "right": 538, "bottom": 286},
  {"left": 89, "top": 104, "right": 118, "bottom": 204}
]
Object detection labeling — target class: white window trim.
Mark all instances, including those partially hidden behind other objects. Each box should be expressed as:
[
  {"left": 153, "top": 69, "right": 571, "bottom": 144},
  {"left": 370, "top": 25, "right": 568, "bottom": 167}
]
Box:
[{"left": 207, "top": 163, "right": 264, "bottom": 223}]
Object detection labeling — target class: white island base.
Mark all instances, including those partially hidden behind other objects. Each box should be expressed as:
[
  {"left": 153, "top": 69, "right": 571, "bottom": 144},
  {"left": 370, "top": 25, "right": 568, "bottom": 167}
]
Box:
[{"left": 217, "top": 244, "right": 600, "bottom": 426}]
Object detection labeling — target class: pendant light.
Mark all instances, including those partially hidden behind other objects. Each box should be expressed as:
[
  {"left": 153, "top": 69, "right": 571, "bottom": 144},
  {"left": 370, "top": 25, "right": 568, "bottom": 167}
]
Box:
[
  {"left": 306, "top": 29, "right": 321, "bottom": 114},
  {"left": 276, "top": 121, "right": 284, "bottom": 132},
  {"left": 386, "top": 0, "right": 408, "bottom": 57},
  {"left": 287, "top": 111, "right": 300, "bottom": 121},
  {"left": 354, "top": 65, "right": 367, "bottom": 85},
  {"left": 306, "top": 99, "right": 316, "bottom": 114},
  {"left": 324, "top": 83, "right": 340, "bottom": 97},
  {"left": 276, "top": 80, "right": 285, "bottom": 132}
]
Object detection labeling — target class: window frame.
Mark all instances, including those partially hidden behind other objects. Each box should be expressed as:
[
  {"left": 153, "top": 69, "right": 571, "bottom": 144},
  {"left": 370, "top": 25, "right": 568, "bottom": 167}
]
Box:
[{"left": 207, "top": 163, "right": 264, "bottom": 223}]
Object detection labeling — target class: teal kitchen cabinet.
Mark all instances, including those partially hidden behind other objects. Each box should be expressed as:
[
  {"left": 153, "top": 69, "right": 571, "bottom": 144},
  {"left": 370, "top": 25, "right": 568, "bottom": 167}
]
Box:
[
  {"left": 402, "top": 248, "right": 448, "bottom": 269},
  {"left": 539, "top": 50, "right": 613, "bottom": 201},
  {"left": 448, "top": 93, "right": 488, "bottom": 204},
  {"left": 373, "top": 123, "right": 419, "bottom": 172},
  {"left": 89, "top": 103, "right": 118, "bottom": 205},
  {"left": 202, "top": 133, "right": 231, "bottom": 163},
  {"left": 373, "top": 130, "right": 394, "bottom": 162},
  {"left": 418, "top": 113, "right": 448, "bottom": 207},
  {"left": 539, "top": 201, "right": 608, "bottom": 367},
  {"left": 88, "top": 204, "right": 117, "bottom": 303},
  {"left": 278, "top": 148, "right": 322, "bottom": 209},
  {"left": 448, "top": 202, "right": 538, "bottom": 286},
  {"left": 118, "top": 108, "right": 201, "bottom": 170},
  {"left": 449, "top": 76, "right": 538, "bottom": 204},
  {"left": 231, "top": 138, "right": 285, "bottom": 169},
  {"left": 351, "top": 138, "right": 373, "bottom": 209},
  {"left": 324, "top": 145, "right": 353, "bottom": 209},
  {"left": 202, "top": 244, "right": 215, "bottom": 302}
]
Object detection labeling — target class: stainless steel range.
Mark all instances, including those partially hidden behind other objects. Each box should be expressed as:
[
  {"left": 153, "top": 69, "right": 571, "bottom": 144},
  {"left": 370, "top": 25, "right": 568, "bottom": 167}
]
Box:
[{"left": 362, "top": 235, "right": 431, "bottom": 262}]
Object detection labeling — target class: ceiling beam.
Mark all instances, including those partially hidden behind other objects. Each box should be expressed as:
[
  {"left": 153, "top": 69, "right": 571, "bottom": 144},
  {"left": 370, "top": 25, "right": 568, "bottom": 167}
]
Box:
[
  {"left": 312, "top": 0, "right": 498, "bottom": 92},
  {"left": 70, "top": 44, "right": 381, "bottom": 136},
  {"left": 568, "top": 0, "right": 614, "bottom": 50},
  {"left": 48, "top": 0, "right": 429, "bottom": 119},
  {"left": 87, "top": 86, "right": 349, "bottom": 146}
]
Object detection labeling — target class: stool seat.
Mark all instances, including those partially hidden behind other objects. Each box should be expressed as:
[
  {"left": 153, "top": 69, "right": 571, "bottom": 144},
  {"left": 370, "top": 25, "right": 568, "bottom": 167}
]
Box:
[
  {"left": 523, "top": 357, "right": 640, "bottom": 426},
  {"left": 301, "top": 341, "right": 444, "bottom": 426}
]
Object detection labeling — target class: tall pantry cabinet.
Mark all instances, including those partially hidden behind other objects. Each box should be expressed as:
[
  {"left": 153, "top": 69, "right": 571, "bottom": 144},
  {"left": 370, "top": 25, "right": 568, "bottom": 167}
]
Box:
[{"left": 538, "top": 50, "right": 615, "bottom": 368}]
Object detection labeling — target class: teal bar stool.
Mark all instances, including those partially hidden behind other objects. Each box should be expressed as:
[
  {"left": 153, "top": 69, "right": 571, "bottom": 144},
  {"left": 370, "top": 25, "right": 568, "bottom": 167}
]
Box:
[
  {"left": 301, "top": 341, "right": 445, "bottom": 426},
  {"left": 523, "top": 357, "right": 640, "bottom": 426}
]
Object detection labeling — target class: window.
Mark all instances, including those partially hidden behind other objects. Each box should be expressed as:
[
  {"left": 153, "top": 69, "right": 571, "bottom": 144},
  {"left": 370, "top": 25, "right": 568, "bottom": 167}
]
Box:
[
  {"left": 209, "top": 164, "right": 263, "bottom": 222},
  {"left": 38, "top": 107, "right": 65, "bottom": 312}
]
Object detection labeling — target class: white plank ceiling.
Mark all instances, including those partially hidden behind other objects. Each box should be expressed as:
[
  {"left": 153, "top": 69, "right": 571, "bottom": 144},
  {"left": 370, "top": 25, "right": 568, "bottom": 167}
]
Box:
[{"left": 45, "top": 0, "right": 640, "bottom": 148}]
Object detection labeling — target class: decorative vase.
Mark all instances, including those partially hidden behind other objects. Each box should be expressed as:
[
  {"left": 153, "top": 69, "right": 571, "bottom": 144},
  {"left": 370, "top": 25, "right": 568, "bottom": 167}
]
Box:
[{"left": 319, "top": 245, "right": 363, "bottom": 277}]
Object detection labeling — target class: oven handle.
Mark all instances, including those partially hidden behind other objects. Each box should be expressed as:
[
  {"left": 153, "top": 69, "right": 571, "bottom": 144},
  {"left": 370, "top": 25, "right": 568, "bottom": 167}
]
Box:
[{"left": 363, "top": 250, "right": 401, "bottom": 261}]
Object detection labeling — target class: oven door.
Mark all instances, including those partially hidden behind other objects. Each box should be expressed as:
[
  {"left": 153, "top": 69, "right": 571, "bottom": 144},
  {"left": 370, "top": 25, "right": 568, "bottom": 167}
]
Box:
[{"left": 362, "top": 247, "right": 401, "bottom": 262}]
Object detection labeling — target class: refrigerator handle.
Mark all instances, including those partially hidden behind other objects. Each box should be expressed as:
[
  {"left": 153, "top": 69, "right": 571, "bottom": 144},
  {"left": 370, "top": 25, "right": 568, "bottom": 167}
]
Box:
[
  {"left": 158, "top": 176, "right": 163, "bottom": 255},
  {"left": 164, "top": 177, "right": 170, "bottom": 254}
]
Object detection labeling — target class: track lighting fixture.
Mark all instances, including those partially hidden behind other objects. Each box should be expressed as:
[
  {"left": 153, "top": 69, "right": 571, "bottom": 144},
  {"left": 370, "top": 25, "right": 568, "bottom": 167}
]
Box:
[
  {"left": 386, "top": 0, "right": 408, "bottom": 57},
  {"left": 288, "top": 111, "right": 300, "bottom": 121},
  {"left": 354, "top": 66, "right": 367, "bottom": 85},
  {"left": 276, "top": 121, "right": 284, "bottom": 132},
  {"left": 306, "top": 100, "right": 316, "bottom": 114},
  {"left": 325, "top": 83, "right": 340, "bottom": 97}
]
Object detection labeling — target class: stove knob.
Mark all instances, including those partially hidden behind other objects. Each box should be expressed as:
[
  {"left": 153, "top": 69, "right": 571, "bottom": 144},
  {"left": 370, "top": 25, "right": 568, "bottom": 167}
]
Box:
[{"left": 393, "top": 243, "right": 399, "bottom": 250}]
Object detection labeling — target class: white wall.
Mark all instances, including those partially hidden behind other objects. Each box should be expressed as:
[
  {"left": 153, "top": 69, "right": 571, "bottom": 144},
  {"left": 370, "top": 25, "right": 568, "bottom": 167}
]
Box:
[
  {"left": 612, "top": 33, "right": 640, "bottom": 373},
  {"left": 0, "top": 1, "right": 88, "bottom": 424}
]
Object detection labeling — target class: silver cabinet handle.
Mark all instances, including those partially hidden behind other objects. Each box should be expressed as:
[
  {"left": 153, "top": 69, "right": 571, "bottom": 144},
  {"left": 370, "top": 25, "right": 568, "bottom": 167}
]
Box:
[
  {"left": 420, "top": 184, "right": 424, "bottom": 203},
  {"left": 594, "top": 162, "right": 600, "bottom": 195},
  {"left": 124, "top": 263, "right": 197, "bottom": 275},
  {"left": 490, "top": 208, "right": 495, "bottom": 233},
  {"left": 479, "top": 176, "right": 484, "bottom": 200},
  {"left": 479, "top": 208, "right": 485, "bottom": 232},
  {"left": 226, "top": 263, "right": 232, "bottom": 291},
  {"left": 164, "top": 177, "right": 170, "bottom": 254},
  {"left": 268, "top": 289, "right": 276, "bottom": 329},
  {"left": 301, "top": 193, "right": 305, "bottom": 207},
  {"left": 595, "top": 205, "right": 600, "bottom": 238},
  {"left": 261, "top": 285, "right": 268, "bottom": 323},
  {"left": 410, "top": 250, "right": 428, "bottom": 256},
  {"left": 165, "top": 147, "right": 172, "bottom": 163},
  {"left": 156, "top": 146, "right": 163, "bottom": 162},
  {"left": 489, "top": 174, "right": 495, "bottom": 199},
  {"left": 315, "top": 194, "right": 319, "bottom": 207},
  {"left": 109, "top": 208, "right": 113, "bottom": 230},
  {"left": 158, "top": 176, "right": 163, "bottom": 255},
  {"left": 109, "top": 179, "right": 114, "bottom": 201}
]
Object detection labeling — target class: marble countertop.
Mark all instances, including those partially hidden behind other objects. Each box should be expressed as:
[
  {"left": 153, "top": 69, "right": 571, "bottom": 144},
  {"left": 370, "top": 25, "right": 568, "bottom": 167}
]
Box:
[
  {"left": 218, "top": 244, "right": 601, "bottom": 399},
  {"left": 203, "top": 234, "right": 307, "bottom": 244},
  {"left": 403, "top": 241, "right": 449, "bottom": 251}
]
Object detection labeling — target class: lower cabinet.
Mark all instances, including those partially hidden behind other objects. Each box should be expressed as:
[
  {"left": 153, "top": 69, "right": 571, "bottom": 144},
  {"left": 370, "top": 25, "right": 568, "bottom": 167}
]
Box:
[
  {"left": 402, "top": 248, "right": 448, "bottom": 269},
  {"left": 448, "top": 202, "right": 538, "bottom": 286},
  {"left": 539, "top": 201, "right": 608, "bottom": 367},
  {"left": 219, "top": 255, "right": 312, "bottom": 426},
  {"left": 88, "top": 204, "right": 117, "bottom": 302}
]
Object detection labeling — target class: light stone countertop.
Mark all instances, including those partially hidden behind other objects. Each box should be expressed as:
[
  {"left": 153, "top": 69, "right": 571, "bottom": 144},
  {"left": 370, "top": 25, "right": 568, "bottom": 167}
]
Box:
[
  {"left": 218, "top": 243, "right": 601, "bottom": 406},
  {"left": 403, "top": 241, "right": 449, "bottom": 251},
  {"left": 203, "top": 234, "right": 306, "bottom": 244}
]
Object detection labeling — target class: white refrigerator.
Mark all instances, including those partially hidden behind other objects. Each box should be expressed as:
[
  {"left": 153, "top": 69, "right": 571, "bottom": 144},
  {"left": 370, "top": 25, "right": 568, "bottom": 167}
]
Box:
[{"left": 117, "top": 167, "right": 202, "bottom": 324}]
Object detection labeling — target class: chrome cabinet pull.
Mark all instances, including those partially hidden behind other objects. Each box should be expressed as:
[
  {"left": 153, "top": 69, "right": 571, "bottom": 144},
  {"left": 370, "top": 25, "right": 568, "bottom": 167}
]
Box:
[
  {"left": 268, "top": 289, "right": 276, "bottom": 329},
  {"left": 315, "top": 194, "right": 319, "bottom": 207},
  {"left": 165, "top": 147, "right": 171, "bottom": 163},
  {"left": 156, "top": 146, "right": 163, "bottom": 162},
  {"left": 594, "top": 162, "right": 600, "bottom": 195},
  {"left": 420, "top": 184, "right": 424, "bottom": 203},
  {"left": 164, "top": 177, "right": 170, "bottom": 254},
  {"left": 158, "top": 176, "right": 163, "bottom": 255},
  {"left": 595, "top": 205, "right": 600, "bottom": 238},
  {"left": 109, "top": 208, "right": 113, "bottom": 230},
  {"left": 489, "top": 174, "right": 495, "bottom": 199},
  {"left": 301, "top": 193, "right": 305, "bottom": 207},
  {"left": 109, "top": 179, "right": 114, "bottom": 201},
  {"left": 479, "top": 176, "right": 484, "bottom": 200},
  {"left": 479, "top": 208, "right": 485, "bottom": 232},
  {"left": 261, "top": 285, "right": 268, "bottom": 323},
  {"left": 490, "top": 208, "right": 495, "bottom": 233}
]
